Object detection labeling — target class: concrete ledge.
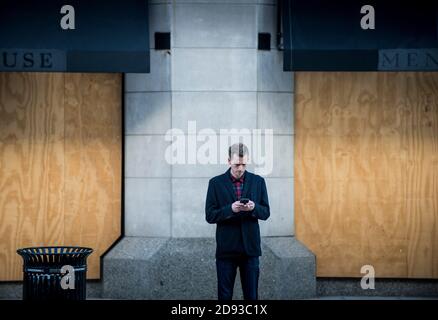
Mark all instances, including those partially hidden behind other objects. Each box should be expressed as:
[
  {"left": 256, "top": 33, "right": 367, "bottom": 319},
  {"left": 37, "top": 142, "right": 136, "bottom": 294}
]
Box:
[
  {"left": 103, "top": 237, "right": 217, "bottom": 299},
  {"left": 0, "top": 281, "right": 102, "bottom": 300},
  {"left": 317, "top": 278, "right": 438, "bottom": 298},
  {"left": 263, "top": 237, "right": 316, "bottom": 299},
  {"left": 0, "top": 283, "right": 21, "bottom": 300},
  {"left": 102, "top": 236, "right": 316, "bottom": 299}
]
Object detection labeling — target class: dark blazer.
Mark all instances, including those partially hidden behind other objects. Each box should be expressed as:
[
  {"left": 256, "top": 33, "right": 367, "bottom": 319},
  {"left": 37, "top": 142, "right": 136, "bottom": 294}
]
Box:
[{"left": 205, "top": 168, "right": 270, "bottom": 258}]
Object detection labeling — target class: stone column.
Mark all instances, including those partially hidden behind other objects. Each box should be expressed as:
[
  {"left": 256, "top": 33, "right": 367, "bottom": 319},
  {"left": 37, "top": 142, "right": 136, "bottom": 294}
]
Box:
[
  {"left": 124, "top": 0, "right": 294, "bottom": 239},
  {"left": 104, "top": 0, "right": 315, "bottom": 299}
]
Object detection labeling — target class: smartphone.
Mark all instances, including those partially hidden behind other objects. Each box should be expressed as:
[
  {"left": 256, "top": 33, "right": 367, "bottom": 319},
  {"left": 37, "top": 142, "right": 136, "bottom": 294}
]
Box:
[{"left": 239, "top": 198, "right": 249, "bottom": 204}]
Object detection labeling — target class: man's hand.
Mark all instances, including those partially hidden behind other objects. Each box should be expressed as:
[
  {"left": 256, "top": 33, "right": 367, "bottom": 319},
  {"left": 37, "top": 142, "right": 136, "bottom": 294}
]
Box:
[
  {"left": 232, "top": 201, "right": 245, "bottom": 213},
  {"left": 232, "top": 200, "right": 256, "bottom": 213},
  {"left": 239, "top": 200, "right": 256, "bottom": 212}
]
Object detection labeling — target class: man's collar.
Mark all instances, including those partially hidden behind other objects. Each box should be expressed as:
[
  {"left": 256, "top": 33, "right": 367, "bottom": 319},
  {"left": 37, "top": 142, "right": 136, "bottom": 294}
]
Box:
[{"left": 229, "top": 170, "right": 245, "bottom": 183}]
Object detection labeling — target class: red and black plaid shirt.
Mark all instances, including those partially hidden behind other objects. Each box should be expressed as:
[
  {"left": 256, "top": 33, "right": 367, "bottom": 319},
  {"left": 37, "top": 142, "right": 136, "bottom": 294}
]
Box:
[{"left": 230, "top": 172, "right": 245, "bottom": 200}]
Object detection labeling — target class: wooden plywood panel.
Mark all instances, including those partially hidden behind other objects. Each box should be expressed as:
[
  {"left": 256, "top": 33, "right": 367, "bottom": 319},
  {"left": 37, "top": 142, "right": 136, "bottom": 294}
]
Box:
[
  {"left": 295, "top": 72, "right": 438, "bottom": 278},
  {"left": 64, "top": 73, "right": 122, "bottom": 279},
  {"left": 0, "top": 72, "right": 121, "bottom": 281},
  {"left": 403, "top": 73, "right": 438, "bottom": 278},
  {"left": 0, "top": 73, "right": 65, "bottom": 280}
]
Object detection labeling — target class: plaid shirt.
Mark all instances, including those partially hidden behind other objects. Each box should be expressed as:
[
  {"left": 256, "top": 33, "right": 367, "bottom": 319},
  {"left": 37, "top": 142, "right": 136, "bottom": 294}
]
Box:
[{"left": 230, "top": 172, "right": 245, "bottom": 200}]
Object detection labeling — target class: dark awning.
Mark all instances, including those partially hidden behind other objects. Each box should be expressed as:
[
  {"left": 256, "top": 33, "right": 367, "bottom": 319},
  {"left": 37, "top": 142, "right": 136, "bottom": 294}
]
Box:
[
  {"left": 281, "top": 0, "right": 438, "bottom": 71},
  {"left": 0, "top": 0, "right": 150, "bottom": 73}
]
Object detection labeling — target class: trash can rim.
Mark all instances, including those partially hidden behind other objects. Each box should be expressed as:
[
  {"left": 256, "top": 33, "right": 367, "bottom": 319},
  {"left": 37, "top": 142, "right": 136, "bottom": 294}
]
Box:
[{"left": 17, "top": 246, "right": 93, "bottom": 255}]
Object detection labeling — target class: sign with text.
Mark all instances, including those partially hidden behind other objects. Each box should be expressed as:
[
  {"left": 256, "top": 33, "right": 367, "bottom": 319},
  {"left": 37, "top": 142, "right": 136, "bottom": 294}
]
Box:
[
  {"left": 0, "top": 0, "right": 150, "bottom": 73},
  {"left": 281, "top": 0, "right": 438, "bottom": 71}
]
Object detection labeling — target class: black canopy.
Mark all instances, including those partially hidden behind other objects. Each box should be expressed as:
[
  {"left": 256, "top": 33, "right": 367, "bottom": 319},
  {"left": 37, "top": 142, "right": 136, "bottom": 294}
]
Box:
[
  {"left": 0, "top": 0, "right": 150, "bottom": 73},
  {"left": 281, "top": 0, "right": 438, "bottom": 71}
]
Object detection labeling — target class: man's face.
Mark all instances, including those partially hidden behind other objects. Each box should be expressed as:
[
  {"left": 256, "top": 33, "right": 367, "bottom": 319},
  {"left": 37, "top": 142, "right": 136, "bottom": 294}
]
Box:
[{"left": 228, "top": 154, "right": 248, "bottom": 179}]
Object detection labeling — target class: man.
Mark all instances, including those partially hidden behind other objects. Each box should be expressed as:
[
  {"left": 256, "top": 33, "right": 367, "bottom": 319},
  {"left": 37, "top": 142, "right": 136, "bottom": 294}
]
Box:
[{"left": 205, "top": 143, "right": 270, "bottom": 300}]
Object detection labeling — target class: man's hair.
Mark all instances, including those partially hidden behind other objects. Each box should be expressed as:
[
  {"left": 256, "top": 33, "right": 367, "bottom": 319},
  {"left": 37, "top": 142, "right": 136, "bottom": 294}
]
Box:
[{"left": 228, "top": 143, "right": 249, "bottom": 159}]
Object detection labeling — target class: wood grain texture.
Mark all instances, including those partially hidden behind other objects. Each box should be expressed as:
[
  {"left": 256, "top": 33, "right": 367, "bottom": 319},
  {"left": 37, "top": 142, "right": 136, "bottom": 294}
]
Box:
[
  {"left": 0, "top": 72, "right": 121, "bottom": 281},
  {"left": 64, "top": 73, "right": 122, "bottom": 279},
  {"left": 295, "top": 72, "right": 438, "bottom": 278},
  {"left": 0, "top": 73, "right": 65, "bottom": 281}
]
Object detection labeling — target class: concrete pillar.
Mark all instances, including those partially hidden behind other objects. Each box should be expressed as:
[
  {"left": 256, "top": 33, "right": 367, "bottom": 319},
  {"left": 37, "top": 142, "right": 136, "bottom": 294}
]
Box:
[
  {"left": 104, "top": 0, "right": 315, "bottom": 299},
  {"left": 124, "top": 1, "right": 172, "bottom": 237},
  {"left": 125, "top": 0, "right": 294, "bottom": 238}
]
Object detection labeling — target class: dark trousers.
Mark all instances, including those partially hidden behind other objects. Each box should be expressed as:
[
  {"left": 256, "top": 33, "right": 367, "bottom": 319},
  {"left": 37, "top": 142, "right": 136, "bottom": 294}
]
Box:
[{"left": 216, "top": 256, "right": 259, "bottom": 300}]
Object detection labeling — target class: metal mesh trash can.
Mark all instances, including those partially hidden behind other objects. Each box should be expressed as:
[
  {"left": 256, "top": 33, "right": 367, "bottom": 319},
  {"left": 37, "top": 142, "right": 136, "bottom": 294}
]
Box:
[{"left": 17, "top": 246, "right": 93, "bottom": 300}]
